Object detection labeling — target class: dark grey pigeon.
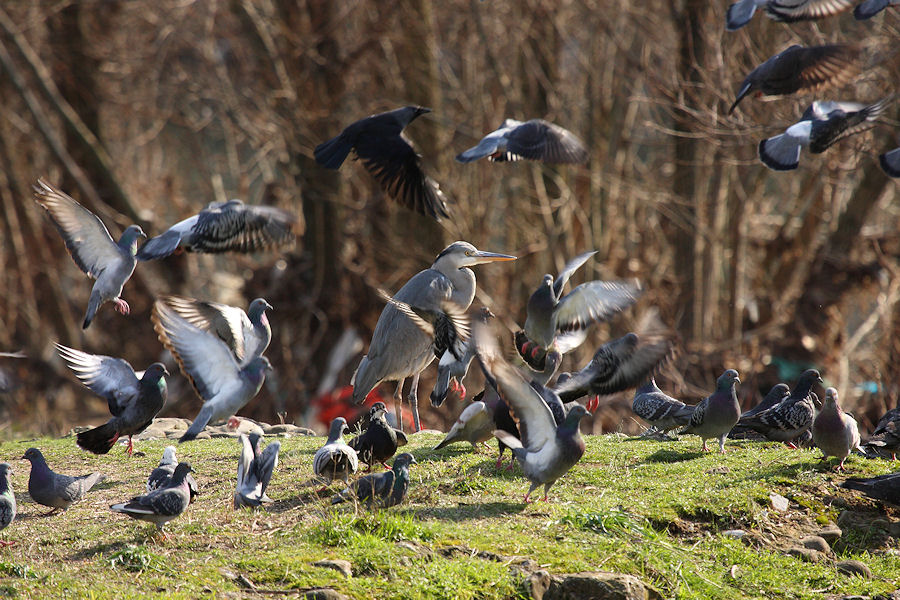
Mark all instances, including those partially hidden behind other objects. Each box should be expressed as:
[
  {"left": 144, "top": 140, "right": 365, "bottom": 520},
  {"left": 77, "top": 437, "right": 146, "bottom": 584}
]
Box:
[
  {"left": 854, "top": 0, "right": 899, "bottom": 18},
  {"left": 56, "top": 343, "right": 167, "bottom": 455},
  {"left": 737, "top": 370, "right": 821, "bottom": 446},
  {"left": 33, "top": 179, "right": 145, "bottom": 329},
  {"left": 729, "top": 44, "right": 860, "bottom": 114},
  {"left": 110, "top": 462, "right": 193, "bottom": 533},
  {"left": 865, "top": 408, "right": 900, "bottom": 460},
  {"left": 726, "top": 0, "right": 855, "bottom": 30},
  {"left": 842, "top": 472, "right": 900, "bottom": 504},
  {"left": 152, "top": 300, "right": 272, "bottom": 442},
  {"left": 0, "top": 463, "right": 15, "bottom": 546},
  {"left": 740, "top": 383, "right": 790, "bottom": 419},
  {"left": 879, "top": 147, "right": 900, "bottom": 178},
  {"left": 331, "top": 453, "right": 417, "bottom": 509},
  {"left": 758, "top": 98, "right": 889, "bottom": 171},
  {"left": 22, "top": 448, "right": 105, "bottom": 514},
  {"left": 680, "top": 369, "right": 742, "bottom": 453},
  {"left": 146, "top": 446, "right": 199, "bottom": 502},
  {"left": 518, "top": 250, "right": 641, "bottom": 381},
  {"left": 137, "top": 200, "right": 297, "bottom": 260},
  {"left": 314, "top": 106, "right": 449, "bottom": 221},
  {"left": 234, "top": 433, "right": 280, "bottom": 508},
  {"left": 812, "top": 387, "right": 861, "bottom": 471},
  {"left": 631, "top": 378, "right": 696, "bottom": 434},
  {"left": 348, "top": 404, "right": 403, "bottom": 470},
  {"left": 156, "top": 295, "right": 272, "bottom": 367},
  {"left": 456, "top": 118, "right": 588, "bottom": 164},
  {"left": 313, "top": 417, "right": 359, "bottom": 487},
  {"left": 476, "top": 329, "right": 590, "bottom": 502}
]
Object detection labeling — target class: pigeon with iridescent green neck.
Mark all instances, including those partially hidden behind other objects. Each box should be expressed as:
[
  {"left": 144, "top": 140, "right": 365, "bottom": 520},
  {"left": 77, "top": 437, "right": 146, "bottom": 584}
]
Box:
[{"left": 330, "top": 453, "right": 417, "bottom": 508}]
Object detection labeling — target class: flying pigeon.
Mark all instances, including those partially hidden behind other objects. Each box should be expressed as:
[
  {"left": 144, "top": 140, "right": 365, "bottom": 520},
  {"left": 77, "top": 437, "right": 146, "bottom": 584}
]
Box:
[
  {"left": 729, "top": 44, "right": 860, "bottom": 114},
  {"left": 680, "top": 369, "right": 742, "bottom": 453},
  {"left": 136, "top": 199, "right": 297, "bottom": 260},
  {"left": 313, "top": 417, "right": 359, "bottom": 488},
  {"left": 842, "top": 472, "right": 900, "bottom": 504},
  {"left": 348, "top": 403, "right": 405, "bottom": 470},
  {"left": 758, "top": 98, "right": 890, "bottom": 171},
  {"left": 854, "top": 0, "right": 899, "bottom": 19},
  {"left": 234, "top": 433, "right": 280, "bottom": 508},
  {"left": 552, "top": 311, "right": 674, "bottom": 410},
  {"left": 517, "top": 250, "right": 641, "bottom": 379},
  {"left": 631, "top": 378, "right": 696, "bottom": 435},
  {"left": 0, "top": 463, "right": 15, "bottom": 546},
  {"left": 22, "top": 448, "right": 105, "bottom": 514},
  {"left": 33, "top": 179, "right": 145, "bottom": 329},
  {"left": 155, "top": 295, "right": 272, "bottom": 366},
  {"left": 879, "top": 147, "right": 900, "bottom": 178},
  {"left": 726, "top": 0, "right": 855, "bottom": 31},
  {"left": 110, "top": 462, "right": 193, "bottom": 533},
  {"left": 812, "top": 387, "right": 862, "bottom": 470},
  {"left": 152, "top": 300, "right": 272, "bottom": 442},
  {"left": 146, "top": 446, "right": 199, "bottom": 502},
  {"left": 456, "top": 118, "right": 588, "bottom": 164},
  {"left": 314, "top": 106, "right": 449, "bottom": 221},
  {"left": 433, "top": 395, "right": 493, "bottom": 451},
  {"left": 476, "top": 329, "right": 591, "bottom": 502},
  {"left": 740, "top": 383, "right": 790, "bottom": 419},
  {"left": 331, "top": 453, "right": 417, "bottom": 508},
  {"left": 56, "top": 343, "right": 167, "bottom": 455},
  {"left": 430, "top": 308, "right": 495, "bottom": 407},
  {"left": 865, "top": 408, "right": 900, "bottom": 460}
]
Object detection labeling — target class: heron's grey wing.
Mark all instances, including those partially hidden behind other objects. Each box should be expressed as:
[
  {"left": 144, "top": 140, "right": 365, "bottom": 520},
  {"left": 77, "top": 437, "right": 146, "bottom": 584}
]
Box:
[
  {"left": 189, "top": 201, "right": 297, "bottom": 253},
  {"left": 152, "top": 301, "right": 243, "bottom": 401},
  {"left": 765, "top": 0, "right": 855, "bottom": 21},
  {"left": 554, "top": 280, "right": 641, "bottom": 332},
  {"left": 378, "top": 289, "right": 435, "bottom": 337},
  {"left": 553, "top": 250, "right": 598, "bottom": 297},
  {"left": 505, "top": 119, "right": 589, "bottom": 164},
  {"left": 160, "top": 295, "right": 251, "bottom": 362},
  {"left": 55, "top": 343, "right": 140, "bottom": 416},
  {"left": 33, "top": 180, "right": 122, "bottom": 279}
]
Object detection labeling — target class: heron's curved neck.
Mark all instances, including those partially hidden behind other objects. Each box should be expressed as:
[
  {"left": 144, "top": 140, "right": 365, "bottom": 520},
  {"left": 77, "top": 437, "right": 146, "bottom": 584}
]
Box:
[{"left": 437, "top": 266, "right": 476, "bottom": 307}]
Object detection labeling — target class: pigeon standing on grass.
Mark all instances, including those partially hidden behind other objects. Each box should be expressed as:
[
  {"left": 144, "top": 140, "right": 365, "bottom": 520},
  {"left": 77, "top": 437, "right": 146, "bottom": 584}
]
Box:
[
  {"left": 737, "top": 370, "right": 822, "bottom": 447},
  {"left": 33, "top": 179, "right": 145, "bottom": 329},
  {"left": 110, "top": 463, "right": 193, "bottom": 534},
  {"left": 456, "top": 118, "right": 589, "bottom": 164},
  {"left": 433, "top": 394, "right": 493, "bottom": 451},
  {"left": 22, "top": 448, "right": 105, "bottom": 514},
  {"left": 349, "top": 403, "right": 404, "bottom": 470},
  {"left": 313, "top": 417, "right": 359, "bottom": 488},
  {"left": 331, "top": 453, "right": 417, "bottom": 509},
  {"left": 0, "top": 463, "right": 15, "bottom": 546},
  {"left": 146, "top": 446, "right": 199, "bottom": 501},
  {"left": 680, "top": 369, "right": 742, "bottom": 453},
  {"left": 865, "top": 408, "right": 900, "bottom": 460},
  {"left": 56, "top": 344, "right": 167, "bottom": 455},
  {"left": 234, "top": 433, "right": 281, "bottom": 508},
  {"left": 631, "top": 378, "right": 696, "bottom": 435},
  {"left": 812, "top": 387, "right": 862, "bottom": 470},
  {"left": 314, "top": 106, "right": 450, "bottom": 220}
]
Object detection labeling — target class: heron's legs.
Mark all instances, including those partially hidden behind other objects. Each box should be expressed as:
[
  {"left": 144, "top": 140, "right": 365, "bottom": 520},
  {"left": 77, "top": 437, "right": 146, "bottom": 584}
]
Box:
[
  {"left": 408, "top": 372, "right": 421, "bottom": 432},
  {"left": 393, "top": 378, "right": 405, "bottom": 432}
]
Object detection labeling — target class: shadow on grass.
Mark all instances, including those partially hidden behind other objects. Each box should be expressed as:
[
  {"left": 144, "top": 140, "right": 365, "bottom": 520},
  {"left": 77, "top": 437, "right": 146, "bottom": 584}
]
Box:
[
  {"left": 642, "top": 449, "right": 704, "bottom": 463},
  {"left": 408, "top": 501, "right": 526, "bottom": 522}
]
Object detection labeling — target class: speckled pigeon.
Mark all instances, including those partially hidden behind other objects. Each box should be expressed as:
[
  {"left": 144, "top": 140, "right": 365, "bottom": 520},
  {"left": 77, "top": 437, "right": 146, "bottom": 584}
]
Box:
[
  {"left": 740, "top": 383, "right": 790, "bottom": 419},
  {"left": 22, "top": 448, "right": 105, "bottom": 514},
  {"left": 729, "top": 44, "right": 860, "bottom": 114},
  {"left": 146, "top": 446, "right": 199, "bottom": 502},
  {"left": 33, "top": 179, "right": 145, "bottom": 329},
  {"left": 738, "top": 370, "right": 821, "bottom": 447},
  {"left": 315, "top": 106, "right": 449, "bottom": 220},
  {"left": 854, "top": 0, "right": 899, "bottom": 18},
  {"left": 152, "top": 300, "right": 271, "bottom": 442},
  {"left": 517, "top": 250, "right": 641, "bottom": 381},
  {"left": 433, "top": 394, "right": 493, "bottom": 451},
  {"left": 348, "top": 403, "right": 403, "bottom": 470},
  {"left": 758, "top": 98, "right": 889, "bottom": 171},
  {"left": 0, "top": 463, "right": 15, "bottom": 546},
  {"left": 56, "top": 343, "right": 167, "bottom": 455},
  {"left": 234, "top": 433, "right": 280, "bottom": 508},
  {"left": 137, "top": 199, "right": 296, "bottom": 260},
  {"left": 865, "top": 408, "right": 900, "bottom": 460},
  {"left": 726, "top": 0, "right": 855, "bottom": 31},
  {"left": 456, "top": 118, "right": 588, "bottom": 164},
  {"left": 680, "top": 369, "right": 741, "bottom": 453},
  {"left": 476, "top": 328, "right": 591, "bottom": 502},
  {"left": 314, "top": 417, "right": 359, "bottom": 487},
  {"left": 880, "top": 147, "right": 900, "bottom": 178},
  {"left": 842, "top": 471, "right": 900, "bottom": 504},
  {"left": 631, "top": 378, "right": 696, "bottom": 435},
  {"left": 110, "top": 462, "right": 193, "bottom": 533},
  {"left": 331, "top": 453, "right": 417, "bottom": 508},
  {"left": 812, "top": 387, "right": 862, "bottom": 470}
]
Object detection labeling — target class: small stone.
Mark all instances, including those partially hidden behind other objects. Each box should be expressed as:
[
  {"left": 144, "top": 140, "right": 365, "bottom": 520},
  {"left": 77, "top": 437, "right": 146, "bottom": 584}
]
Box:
[
  {"left": 313, "top": 559, "right": 352, "bottom": 578},
  {"left": 787, "top": 547, "right": 823, "bottom": 563},
  {"left": 524, "top": 570, "right": 551, "bottom": 600},
  {"left": 835, "top": 560, "right": 872, "bottom": 579},
  {"left": 396, "top": 541, "right": 433, "bottom": 559},
  {"left": 800, "top": 536, "right": 832, "bottom": 555},
  {"left": 265, "top": 424, "right": 315, "bottom": 436},
  {"left": 721, "top": 530, "right": 746, "bottom": 540},
  {"left": 545, "top": 571, "right": 661, "bottom": 600},
  {"left": 303, "top": 589, "right": 348, "bottom": 600},
  {"left": 818, "top": 525, "right": 842, "bottom": 543},
  {"left": 769, "top": 492, "right": 790, "bottom": 512}
]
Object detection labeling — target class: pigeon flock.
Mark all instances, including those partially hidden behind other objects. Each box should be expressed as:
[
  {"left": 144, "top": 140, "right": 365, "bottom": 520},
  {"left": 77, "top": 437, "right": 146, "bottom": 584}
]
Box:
[{"left": 4, "top": 4, "right": 900, "bottom": 542}]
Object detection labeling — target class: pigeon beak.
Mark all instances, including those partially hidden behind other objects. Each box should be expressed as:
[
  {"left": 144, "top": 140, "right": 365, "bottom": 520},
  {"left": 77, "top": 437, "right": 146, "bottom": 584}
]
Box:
[
  {"left": 735, "top": 377, "right": 742, "bottom": 385},
  {"left": 467, "top": 251, "right": 517, "bottom": 266},
  {"left": 162, "top": 366, "right": 170, "bottom": 376},
  {"left": 265, "top": 301, "right": 274, "bottom": 311},
  {"left": 410, "top": 456, "right": 418, "bottom": 464}
]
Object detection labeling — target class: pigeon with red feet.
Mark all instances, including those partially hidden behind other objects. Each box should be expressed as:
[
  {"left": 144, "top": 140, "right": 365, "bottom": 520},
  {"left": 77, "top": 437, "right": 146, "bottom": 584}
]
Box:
[{"left": 680, "top": 369, "right": 741, "bottom": 453}]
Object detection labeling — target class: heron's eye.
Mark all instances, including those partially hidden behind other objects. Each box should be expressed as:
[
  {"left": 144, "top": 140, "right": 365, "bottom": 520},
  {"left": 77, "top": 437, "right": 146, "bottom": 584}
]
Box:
[{"left": 465, "top": 251, "right": 472, "bottom": 256}]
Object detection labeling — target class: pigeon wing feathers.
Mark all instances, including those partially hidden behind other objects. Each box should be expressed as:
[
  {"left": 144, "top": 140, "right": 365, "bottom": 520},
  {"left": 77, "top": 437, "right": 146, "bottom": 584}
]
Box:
[
  {"left": 504, "top": 119, "right": 588, "bottom": 164},
  {"left": 553, "top": 280, "right": 641, "bottom": 333},
  {"left": 189, "top": 202, "right": 297, "bottom": 254},
  {"left": 553, "top": 250, "right": 598, "bottom": 298},
  {"left": 765, "top": 0, "right": 855, "bottom": 21},
  {"left": 160, "top": 295, "right": 252, "bottom": 362},
  {"left": 55, "top": 343, "right": 140, "bottom": 415},
  {"left": 252, "top": 441, "right": 280, "bottom": 497},
  {"left": 484, "top": 352, "right": 557, "bottom": 452},
  {"left": 880, "top": 148, "right": 900, "bottom": 177}
]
